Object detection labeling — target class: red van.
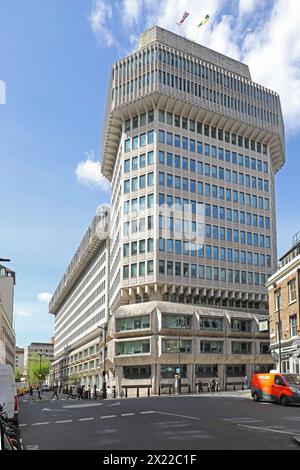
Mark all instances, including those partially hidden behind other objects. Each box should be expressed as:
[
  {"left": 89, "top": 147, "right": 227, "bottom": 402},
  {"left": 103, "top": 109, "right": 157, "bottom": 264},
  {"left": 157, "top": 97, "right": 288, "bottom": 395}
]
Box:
[{"left": 251, "top": 373, "right": 300, "bottom": 406}]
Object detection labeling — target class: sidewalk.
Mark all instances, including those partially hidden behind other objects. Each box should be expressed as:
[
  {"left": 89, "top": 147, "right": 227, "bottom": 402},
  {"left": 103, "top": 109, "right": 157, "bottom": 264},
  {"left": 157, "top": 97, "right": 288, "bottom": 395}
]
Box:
[{"left": 168, "top": 390, "right": 252, "bottom": 399}]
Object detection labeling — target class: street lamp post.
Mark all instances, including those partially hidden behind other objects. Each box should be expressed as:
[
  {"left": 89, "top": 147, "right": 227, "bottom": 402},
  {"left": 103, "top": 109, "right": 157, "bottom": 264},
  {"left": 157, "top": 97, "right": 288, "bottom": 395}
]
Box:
[
  {"left": 273, "top": 283, "right": 282, "bottom": 373},
  {"left": 98, "top": 325, "right": 107, "bottom": 399}
]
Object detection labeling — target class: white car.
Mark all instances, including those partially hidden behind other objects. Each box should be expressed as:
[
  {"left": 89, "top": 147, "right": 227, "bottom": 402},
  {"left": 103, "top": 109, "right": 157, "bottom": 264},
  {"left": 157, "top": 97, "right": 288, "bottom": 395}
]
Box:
[{"left": 0, "top": 364, "right": 19, "bottom": 425}]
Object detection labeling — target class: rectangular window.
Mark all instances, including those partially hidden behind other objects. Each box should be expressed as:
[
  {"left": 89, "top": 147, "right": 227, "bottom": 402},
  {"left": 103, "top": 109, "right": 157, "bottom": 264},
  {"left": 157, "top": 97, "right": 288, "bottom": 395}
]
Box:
[
  {"left": 289, "top": 279, "right": 297, "bottom": 303},
  {"left": 290, "top": 315, "right": 298, "bottom": 338},
  {"left": 201, "top": 341, "right": 223, "bottom": 354},
  {"left": 232, "top": 342, "right": 252, "bottom": 355}
]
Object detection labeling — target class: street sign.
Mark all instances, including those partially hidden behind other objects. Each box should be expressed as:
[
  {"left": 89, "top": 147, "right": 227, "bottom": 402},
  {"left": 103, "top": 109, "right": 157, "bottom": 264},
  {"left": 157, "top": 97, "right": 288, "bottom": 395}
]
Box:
[{"left": 259, "top": 320, "right": 269, "bottom": 332}]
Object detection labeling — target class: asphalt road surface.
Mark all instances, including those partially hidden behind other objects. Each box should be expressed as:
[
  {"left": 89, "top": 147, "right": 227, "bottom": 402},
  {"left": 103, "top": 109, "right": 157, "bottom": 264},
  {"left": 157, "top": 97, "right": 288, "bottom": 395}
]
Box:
[{"left": 18, "top": 392, "right": 300, "bottom": 450}]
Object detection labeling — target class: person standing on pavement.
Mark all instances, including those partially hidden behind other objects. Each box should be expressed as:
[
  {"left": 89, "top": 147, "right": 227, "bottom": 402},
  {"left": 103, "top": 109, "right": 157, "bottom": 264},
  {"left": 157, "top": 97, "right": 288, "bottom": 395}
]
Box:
[
  {"left": 51, "top": 385, "right": 59, "bottom": 400},
  {"left": 77, "top": 385, "right": 81, "bottom": 400},
  {"left": 88, "top": 385, "right": 91, "bottom": 400},
  {"left": 243, "top": 376, "right": 249, "bottom": 390},
  {"left": 37, "top": 386, "right": 42, "bottom": 400},
  {"left": 93, "top": 384, "right": 97, "bottom": 400},
  {"left": 29, "top": 385, "right": 34, "bottom": 401}
]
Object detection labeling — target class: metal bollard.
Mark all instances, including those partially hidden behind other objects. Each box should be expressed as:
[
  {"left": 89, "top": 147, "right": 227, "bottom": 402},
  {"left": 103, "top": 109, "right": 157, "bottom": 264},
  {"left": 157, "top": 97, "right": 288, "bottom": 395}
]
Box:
[
  {"left": 125, "top": 388, "right": 128, "bottom": 398},
  {"left": 148, "top": 387, "right": 150, "bottom": 397},
  {"left": 158, "top": 386, "right": 161, "bottom": 396},
  {"left": 188, "top": 385, "right": 191, "bottom": 394},
  {"left": 137, "top": 387, "right": 139, "bottom": 398},
  {"left": 169, "top": 386, "right": 171, "bottom": 395}
]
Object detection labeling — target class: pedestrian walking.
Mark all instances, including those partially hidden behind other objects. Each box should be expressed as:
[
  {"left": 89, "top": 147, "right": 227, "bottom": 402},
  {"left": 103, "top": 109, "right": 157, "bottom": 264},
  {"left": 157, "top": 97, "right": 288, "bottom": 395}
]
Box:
[
  {"left": 77, "top": 385, "right": 81, "bottom": 400},
  {"left": 51, "top": 385, "right": 59, "bottom": 400},
  {"left": 210, "top": 379, "right": 216, "bottom": 393},
  {"left": 81, "top": 385, "right": 85, "bottom": 400},
  {"left": 93, "top": 384, "right": 97, "bottom": 400},
  {"left": 215, "top": 379, "right": 220, "bottom": 392},
  {"left": 29, "top": 386, "right": 34, "bottom": 401},
  {"left": 88, "top": 385, "right": 91, "bottom": 400},
  {"left": 243, "top": 376, "right": 249, "bottom": 391},
  {"left": 196, "top": 380, "right": 204, "bottom": 393},
  {"left": 37, "top": 386, "right": 42, "bottom": 400}
]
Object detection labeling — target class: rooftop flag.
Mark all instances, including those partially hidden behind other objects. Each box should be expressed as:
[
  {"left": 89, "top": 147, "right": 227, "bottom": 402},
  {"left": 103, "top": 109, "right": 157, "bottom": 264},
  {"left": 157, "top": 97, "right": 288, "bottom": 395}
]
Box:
[
  {"left": 177, "top": 11, "right": 190, "bottom": 27},
  {"left": 198, "top": 14, "right": 210, "bottom": 29}
]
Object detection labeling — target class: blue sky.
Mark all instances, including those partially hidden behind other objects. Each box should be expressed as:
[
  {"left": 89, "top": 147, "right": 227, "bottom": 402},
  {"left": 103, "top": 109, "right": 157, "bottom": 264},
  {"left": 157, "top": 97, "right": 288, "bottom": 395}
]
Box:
[{"left": 0, "top": 0, "right": 299, "bottom": 347}]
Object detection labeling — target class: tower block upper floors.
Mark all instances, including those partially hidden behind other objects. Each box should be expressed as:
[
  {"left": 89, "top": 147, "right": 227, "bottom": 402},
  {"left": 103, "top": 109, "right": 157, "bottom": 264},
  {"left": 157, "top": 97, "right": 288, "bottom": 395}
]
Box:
[{"left": 101, "top": 26, "right": 285, "bottom": 314}]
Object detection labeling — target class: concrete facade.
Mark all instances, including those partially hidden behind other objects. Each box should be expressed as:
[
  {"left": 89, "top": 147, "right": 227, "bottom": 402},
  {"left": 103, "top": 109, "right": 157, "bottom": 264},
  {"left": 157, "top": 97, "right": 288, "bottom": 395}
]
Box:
[
  {"left": 0, "top": 264, "right": 16, "bottom": 367},
  {"left": 99, "top": 27, "right": 282, "bottom": 393},
  {"left": 0, "top": 302, "right": 16, "bottom": 368},
  {"left": 49, "top": 208, "right": 110, "bottom": 389}
]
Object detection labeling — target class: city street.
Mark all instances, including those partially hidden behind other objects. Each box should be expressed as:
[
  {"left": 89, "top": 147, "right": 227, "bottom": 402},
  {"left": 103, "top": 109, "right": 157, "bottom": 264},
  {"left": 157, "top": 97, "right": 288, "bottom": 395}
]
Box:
[{"left": 18, "top": 393, "right": 300, "bottom": 450}]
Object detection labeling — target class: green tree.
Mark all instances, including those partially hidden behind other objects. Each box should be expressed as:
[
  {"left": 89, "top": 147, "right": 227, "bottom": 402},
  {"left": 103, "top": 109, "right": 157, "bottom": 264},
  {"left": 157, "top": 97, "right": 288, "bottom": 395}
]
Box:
[
  {"left": 14, "top": 368, "right": 22, "bottom": 382},
  {"left": 26, "top": 354, "right": 51, "bottom": 386}
]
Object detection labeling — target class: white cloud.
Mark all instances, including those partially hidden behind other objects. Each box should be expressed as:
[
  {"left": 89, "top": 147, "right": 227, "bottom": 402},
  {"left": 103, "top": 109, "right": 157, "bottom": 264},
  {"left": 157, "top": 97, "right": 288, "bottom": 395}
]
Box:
[
  {"left": 37, "top": 292, "right": 53, "bottom": 303},
  {"left": 17, "top": 310, "right": 33, "bottom": 318},
  {"left": 241, "top": 0, "right": 300, "bottom": 132},
  {"left": 239, "top": 0, "right": 262, "bottom": 16},
  {"left": 122, "top": 0, "right": 141, "bottom": 27},
  {"left": 88, "top": 0, "right": 116, "bottom": 46},
  {"left": 76, "top": 152, "right": 110, "bottom": 190}
]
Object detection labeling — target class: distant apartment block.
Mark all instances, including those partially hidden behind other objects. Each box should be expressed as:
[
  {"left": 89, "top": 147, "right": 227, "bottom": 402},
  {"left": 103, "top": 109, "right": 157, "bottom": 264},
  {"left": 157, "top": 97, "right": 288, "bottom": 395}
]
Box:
[
  {"left": 15, "top": 347, "right": 25, "bottom": 375},
  {"left": 24, "top": 340, "right": 55, "bottom": 377}
]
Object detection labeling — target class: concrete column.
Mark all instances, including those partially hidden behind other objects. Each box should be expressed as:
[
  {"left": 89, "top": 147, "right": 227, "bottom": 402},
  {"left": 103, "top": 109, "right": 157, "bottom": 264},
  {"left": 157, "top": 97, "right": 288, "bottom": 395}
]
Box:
[
  {"left": 218, "top": 364, "right": 225, "bottom": 390},
  {"left": 187, "top": 364, "right": 194, "bottom": 393},
  {"left": 115, "top": 366, "right": 123, "bottom": 397},
  {"left": 152, "top": 363, "right": 160, "bottom": 395}
]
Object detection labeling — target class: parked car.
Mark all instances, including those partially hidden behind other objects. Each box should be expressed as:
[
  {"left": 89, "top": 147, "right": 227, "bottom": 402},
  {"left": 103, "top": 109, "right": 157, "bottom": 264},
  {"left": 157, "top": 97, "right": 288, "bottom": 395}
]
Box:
[
  {"left": 41, "top": 384, "right": 49, "bottom": 392},
  {"left": 251, "top": 372, "right": 300, "bottom": 406},
  {"left": 0, "top": 365, "right": 19, "bottom": 425}
]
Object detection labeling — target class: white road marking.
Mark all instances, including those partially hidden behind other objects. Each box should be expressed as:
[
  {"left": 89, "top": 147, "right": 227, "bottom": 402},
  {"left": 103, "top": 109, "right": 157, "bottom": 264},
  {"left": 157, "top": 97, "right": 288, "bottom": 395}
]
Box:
[
  {"left": 154, "top": 411, "right": 200, "bottom": 421},
  {"left": 121, "top": 413, "right": 135, "bottom": 417},
  {"left": 140, "top": 411, "right": 155, "bottom": 415},
  {"left": 238, "top": 424, "right": 300, "bottom": 437},
  {"left": 26, "top": 445, "right": 39, "bottom": 450},
  {"left": 55, "top": 420, "right": 73, "bottom": 424},
  {"left": 32, "top": 422, "right": 50, "bottom": 426},
  {"left": 107, "top": 402, "right": 120, "bottom": 407},
  {"left": 19, "top": 424, "right": 28, "bottom": 427},
  {"left": 63, "top": 403, "right": 103, "bottom": 409},
  {"left": 100, "top": 415, "right": 116, "bottom": 419},
  {"left": 223, "top": 418, "right": 263, "bottom": 424},
  {"left": 79, "top": 418, "right": 94, "bottom": 422}
]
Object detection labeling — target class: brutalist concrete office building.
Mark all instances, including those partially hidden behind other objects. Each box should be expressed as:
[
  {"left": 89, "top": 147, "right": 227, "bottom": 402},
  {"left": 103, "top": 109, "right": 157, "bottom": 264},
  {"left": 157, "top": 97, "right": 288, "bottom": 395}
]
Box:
[
  {"left": 100, "top": 26, "right": 285, "bottom": 395},
  {"left": 52, "top": 26, "right": 285, "bottom": 395}
]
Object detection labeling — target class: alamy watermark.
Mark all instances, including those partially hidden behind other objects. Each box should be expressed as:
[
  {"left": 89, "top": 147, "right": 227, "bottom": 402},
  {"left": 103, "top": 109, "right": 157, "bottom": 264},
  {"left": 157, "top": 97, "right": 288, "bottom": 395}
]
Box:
[{"left": 94, "top": 202, "right": 205, "bottom": 249}]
